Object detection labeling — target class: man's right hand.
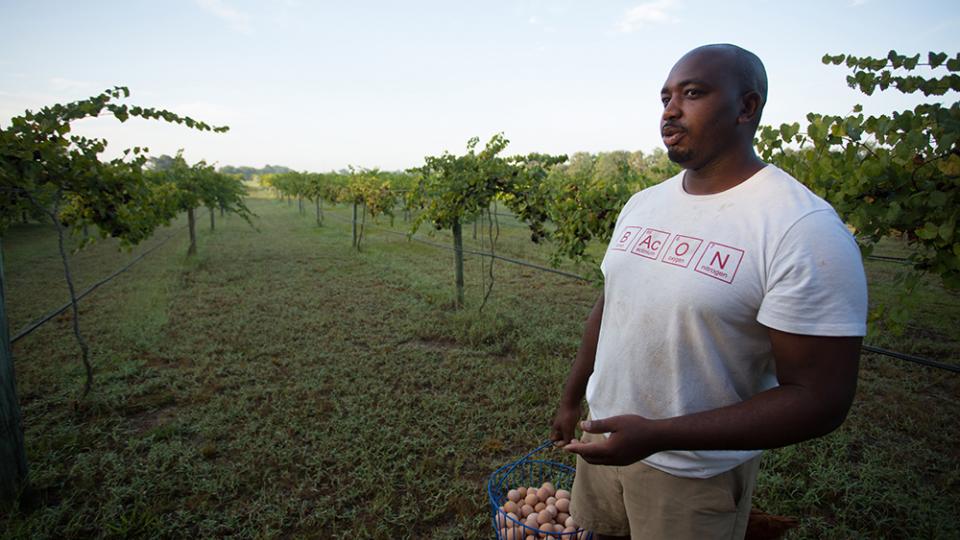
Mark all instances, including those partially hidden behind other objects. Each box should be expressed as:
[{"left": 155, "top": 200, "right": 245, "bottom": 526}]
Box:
[{"left": 550, "top": 401, "right": 582, "bottom": 447}]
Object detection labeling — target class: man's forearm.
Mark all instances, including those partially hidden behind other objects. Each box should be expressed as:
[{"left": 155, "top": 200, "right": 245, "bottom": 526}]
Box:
[{"left": 648, "top": 380, "right": 855, "bottom": 452}]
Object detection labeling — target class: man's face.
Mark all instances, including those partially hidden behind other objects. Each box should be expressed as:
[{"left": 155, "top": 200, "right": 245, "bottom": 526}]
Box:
[{"left": 660, "top": 50, "right": 743, "bottom": 169}]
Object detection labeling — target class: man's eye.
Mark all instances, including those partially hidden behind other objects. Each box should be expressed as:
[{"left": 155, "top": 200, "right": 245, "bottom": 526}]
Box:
[
  {"left": 661, "top": 96, "right": 670, "bottom": 106},
  {"left": 685, "top": 89, "right": 702, "bottom": 97}
]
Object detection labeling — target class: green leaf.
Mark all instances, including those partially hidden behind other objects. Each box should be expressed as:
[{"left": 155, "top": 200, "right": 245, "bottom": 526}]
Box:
[
  {"left": 917, "top": 222, "right": 939, "bottom": 240},
  {"left": 947, "top": 55, "right": 960, "bottom": 72},
  {"left": 928, "top": 190, "right": 947, "bottom": 207},
  {"left": 929, "top": 52, "right": 947, "bottom": 68},
  {"left": 939, "top": 215, "right": 955, "bottom": 242}
]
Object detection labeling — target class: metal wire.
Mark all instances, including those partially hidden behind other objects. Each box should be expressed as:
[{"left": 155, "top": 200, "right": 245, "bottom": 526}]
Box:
[{"left": 11, "top": 224, "right": 186, "bottom": 344}]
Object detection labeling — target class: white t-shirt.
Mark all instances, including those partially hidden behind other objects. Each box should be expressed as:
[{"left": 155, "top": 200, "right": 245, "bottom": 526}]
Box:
[{"left": 586, "top": 164, "right": 868, "bottom": 478}]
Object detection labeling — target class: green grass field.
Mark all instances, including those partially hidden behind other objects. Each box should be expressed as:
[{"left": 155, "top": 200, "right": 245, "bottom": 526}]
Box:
[{"left": 2, "top": 198, "right": 958, "bottom": 539}]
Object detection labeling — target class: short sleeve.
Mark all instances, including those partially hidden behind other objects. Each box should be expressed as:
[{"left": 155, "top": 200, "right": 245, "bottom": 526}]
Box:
[{"left": 757, "top": 209, "right": 868, "bottom": 337}]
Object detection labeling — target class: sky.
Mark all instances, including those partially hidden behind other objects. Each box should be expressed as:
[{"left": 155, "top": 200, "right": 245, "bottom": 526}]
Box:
[{"left": 1, "top": 0, "right": 958, "bottom": 172}]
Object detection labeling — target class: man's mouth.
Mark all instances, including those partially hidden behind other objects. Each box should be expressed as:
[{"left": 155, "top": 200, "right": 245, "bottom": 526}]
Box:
[{"left": 661, "top": 126, "right": 685, "bottom": 146}]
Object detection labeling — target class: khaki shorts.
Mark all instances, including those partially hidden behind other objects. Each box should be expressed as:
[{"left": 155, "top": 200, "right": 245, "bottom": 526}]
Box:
[{"left": 570, "top": 430, "right": 760, "bottom": 539}]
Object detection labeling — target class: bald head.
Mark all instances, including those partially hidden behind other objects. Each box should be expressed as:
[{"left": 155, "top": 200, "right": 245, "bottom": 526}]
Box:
[{"left": 681, "top": 44, "right": 768, "bottom": 126}]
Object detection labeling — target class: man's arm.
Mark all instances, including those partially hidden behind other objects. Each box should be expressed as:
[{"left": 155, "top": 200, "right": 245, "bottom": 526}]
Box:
[
  {"left": 563, "top": 328, "right": 861, "bottom": 465},
  {"left": 550, "top": 292, "right": 604, "bottom": 446}
]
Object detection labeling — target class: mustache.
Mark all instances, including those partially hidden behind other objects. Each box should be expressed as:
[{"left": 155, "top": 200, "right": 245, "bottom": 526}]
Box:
[{"left": 661, "top": 122, "right": 686, "bottom": 135}]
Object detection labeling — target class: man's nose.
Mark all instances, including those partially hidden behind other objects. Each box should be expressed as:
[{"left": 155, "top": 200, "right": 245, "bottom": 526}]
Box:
[{"left": 662, "top": 96, "right": 681, "bottom": 120}]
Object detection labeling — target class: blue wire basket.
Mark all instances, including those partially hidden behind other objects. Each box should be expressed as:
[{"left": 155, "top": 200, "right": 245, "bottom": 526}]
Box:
[{"left": 487, "top": 440, "right": 593, "bottom": 539}]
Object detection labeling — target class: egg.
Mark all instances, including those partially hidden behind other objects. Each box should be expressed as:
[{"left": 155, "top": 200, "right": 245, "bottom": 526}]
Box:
[
  {"left": 536, "top": 509, "right": 553, "bottom": 525},
  {"left": 518, "top": 487, "right": 528, "bottom": 497},
  {"left": 508, "top": 489, "right": 521, "bottom": 503},
  {"left": 565, "top": 515, "right": 576, "bottom": 528},
  {"left": 536, "top": 486, "right": 550, "bottom": 501},
  {"left": 504, "top": 501, "right": 519, "bottom": 516},
  {"left": 556, "top": 512, "right": 569, "bottom": 525},
  {"left": 501, "top": 527, "right": 523, "bottom": 540},
  {"left": 534, "top": 502, "right": 546, "bottom": 512},
  {"left": 524, "top": 493, "right": 539, "bottom": 507},
  {"left": 496, "top": 512, "right": 508, "bottom": 528},
  {"left": 520, "top": 504, "right": 534, "bottom": 517},
  {"left": 545, "top": 496, "right": 556, "bottom": 506},
  {"left": 542, "top": 482, "right": 556, "bottom": 497},
  {"left": 555, "top": 489, "right": 571, "bottom": 500},
  {"left": 545, "top": 504, "right": 558, "bottom": 518},
  {"left": 556, "top": 498, "right": 570, "bottom": 513},
  {"left": 525, "top": 513, "right": 539, "bottom": 529}
]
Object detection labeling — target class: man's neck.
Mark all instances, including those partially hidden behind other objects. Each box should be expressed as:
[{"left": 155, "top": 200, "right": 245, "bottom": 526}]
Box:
[{"left": 682, "top": 152, "right": 766, "bottom": 196}]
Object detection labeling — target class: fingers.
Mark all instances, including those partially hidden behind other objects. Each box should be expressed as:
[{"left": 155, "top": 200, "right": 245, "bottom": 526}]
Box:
[
  {"left": 579, "top": 415, "right": 618, "bottom": 434},
  {"left": 562, "top": 438, "right": 614, "bottom": 464}
]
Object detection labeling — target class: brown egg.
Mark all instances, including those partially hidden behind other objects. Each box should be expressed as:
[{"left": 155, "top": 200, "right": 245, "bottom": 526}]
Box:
[
  {"left": 556, "top": 498, "right": 570, "bottom": 513},
  {"left": 524, "top": 493, "right": 539, "bottom": 507},
  {"left": 564, "top": 515, "right": 576, "bottom": 528},
  {"left": 555, "top": 489, "right": 571, "bottom": 500},
  {"left": 534, "top": 502, "right": 546, "bottom": 512},
  {"left": 542, "top": 482, "right": 556, "bottom": 497},
  {"left": 556, "top": 512, "right": 569, "bottom": 524},
  {"left": 496, "top": 512, "right": 508, "bottom": 528},
  {"left": 504, "top": 501, "right": 519, "bottom": 516},
  {"left": 508, "top": 489, "right": 521, "bottom": 503},
  {"left": 501, "top": 527, "right": 523, "bottom": 540},
  {"left": 545, "top": 496, "right": 557, "bottom": 507},
  {"left": 536, "top": 486, "right": 550, "bottom": 501},
  {"left": 520, "top": 504, "right": 534, "bottom": 518},
  {"left": 563, "top": 526, "right": 576, "bottom": 534},
  {"left": 545, "top": 504, "right": 558, "bottom": 518},
  {"left": 518, "top": 486, "right": 528, "bottom": 496},
  {"left": 536, "top": 509, "right": 553, "bottom": 525},
  {"left": 525, "top": 512, "right": 539, "bottom": 528}
]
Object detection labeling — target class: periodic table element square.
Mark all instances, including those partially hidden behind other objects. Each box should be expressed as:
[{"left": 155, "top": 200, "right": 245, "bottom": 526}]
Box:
[
  {"left": 630, "top": 228, "right": 671, "bottom": 260},
  {"left": 611, "top": 226, "right": 643, "bottom": 252},
  {"left": 695, "top": 241, "right": 746, "bottom": 284},
  {"left": 661, "top": 235, "right": 704, "bottom": 268}
]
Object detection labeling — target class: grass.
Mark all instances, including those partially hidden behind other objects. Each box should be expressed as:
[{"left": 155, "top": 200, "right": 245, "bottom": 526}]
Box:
[{"left": 1, "top": 198, "right": 958, "bottom": 538}]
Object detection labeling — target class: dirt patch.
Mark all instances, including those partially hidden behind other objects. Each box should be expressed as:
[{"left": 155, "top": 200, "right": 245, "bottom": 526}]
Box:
[{"left": 129, "top": 403, "right": 178, "bottom": 435}]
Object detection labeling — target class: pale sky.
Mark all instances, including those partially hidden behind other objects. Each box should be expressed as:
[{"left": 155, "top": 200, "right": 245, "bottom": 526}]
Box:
[{"left": 2, "top": 0, "right": 958, "bottom": 172}]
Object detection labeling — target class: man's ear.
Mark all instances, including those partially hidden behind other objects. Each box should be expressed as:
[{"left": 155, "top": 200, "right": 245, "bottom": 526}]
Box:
[{"left": 738, "top": 91, "right": 763, "bottom": 126}]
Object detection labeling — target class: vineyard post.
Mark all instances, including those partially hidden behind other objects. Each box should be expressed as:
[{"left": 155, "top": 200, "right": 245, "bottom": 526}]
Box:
[
  {"left": 209, "top": 206, "right": 215, "bottom": 231},
  {"left": 187, "top": 207, "right": 197, "bottom": 256},
  {"left": 0, "top": 238, "right": 28, "bottom": 503},
  {"left": 452, "top": 218, "right": 465, "bottom": 307},
  {"left": 315, "top": 198, "right": 321, "bottom": 227},
  {"left": 352, "top": 201, "right": 358, "bottom": 249}
]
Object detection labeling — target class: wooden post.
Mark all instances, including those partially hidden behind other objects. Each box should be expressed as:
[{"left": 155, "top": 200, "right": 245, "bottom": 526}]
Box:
[
  {"left": 0, "top": 237, "right": 28, "bottom": 503},
  {"left": 209, "top": 207, "right": 215, "bottom": 231},
  {"left": 352, "top": 201, "right": 358, "bottom": 249},
  {"left": 452, "top": 218, "right": 464, "bottom": 307},
  {"left": 187, "top": 208, "right": 197, "bottom": 256}
]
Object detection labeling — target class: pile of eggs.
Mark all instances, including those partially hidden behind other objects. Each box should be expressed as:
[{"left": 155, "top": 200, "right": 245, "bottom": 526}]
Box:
[{"left": 496, "top": 482, "right": 587, "bottom": 539}]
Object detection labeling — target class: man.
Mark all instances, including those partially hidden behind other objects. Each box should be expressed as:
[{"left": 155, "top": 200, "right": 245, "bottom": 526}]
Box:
[{"left": 550, "top": 44, "right": 868, "bottom": 539}]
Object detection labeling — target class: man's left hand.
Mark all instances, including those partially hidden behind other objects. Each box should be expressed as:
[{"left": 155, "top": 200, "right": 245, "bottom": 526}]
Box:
[{"left": 562, "top": 415, "right": 662, "bottom": 466}]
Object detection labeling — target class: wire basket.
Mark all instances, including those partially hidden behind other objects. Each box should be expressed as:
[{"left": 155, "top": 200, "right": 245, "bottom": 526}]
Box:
[{"left": 487, "top": 440, "right": 593, "bottom": 539}]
